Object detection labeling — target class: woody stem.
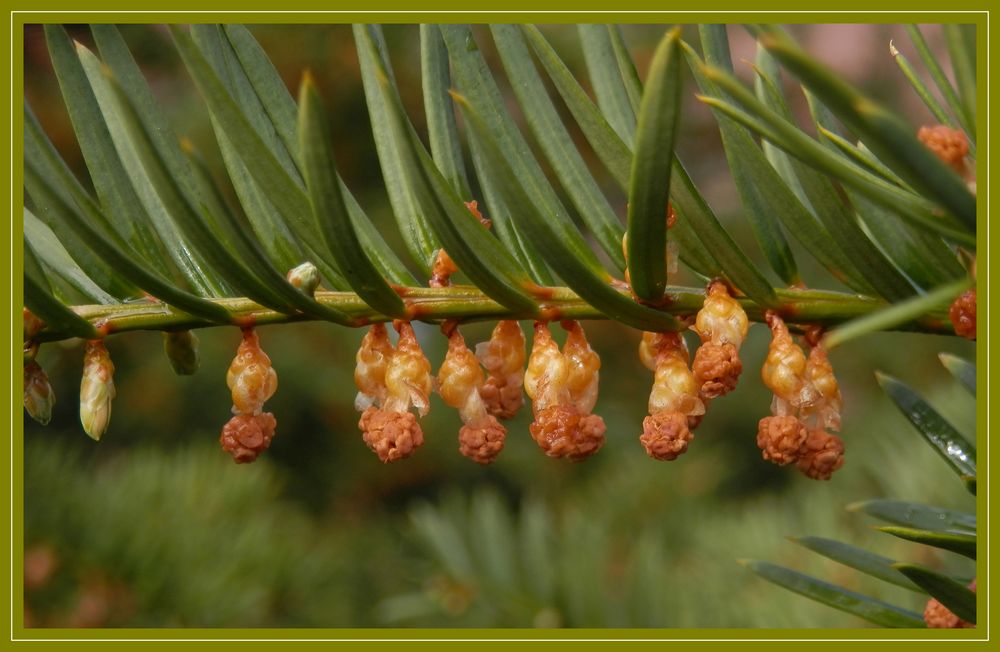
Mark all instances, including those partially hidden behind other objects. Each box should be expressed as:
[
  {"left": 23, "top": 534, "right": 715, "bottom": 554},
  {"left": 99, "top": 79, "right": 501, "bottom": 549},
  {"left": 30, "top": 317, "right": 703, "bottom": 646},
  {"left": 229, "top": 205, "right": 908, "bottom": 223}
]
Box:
[{"left": 33, "top": 285, "right": 954, "bottom": 342}]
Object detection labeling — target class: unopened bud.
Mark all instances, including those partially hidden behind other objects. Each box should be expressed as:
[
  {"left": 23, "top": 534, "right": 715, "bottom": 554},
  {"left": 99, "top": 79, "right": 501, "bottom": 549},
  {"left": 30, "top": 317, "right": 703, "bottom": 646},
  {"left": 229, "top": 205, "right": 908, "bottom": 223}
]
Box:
[
  {"left": 24, "top": 359, "right": 55, "bottom": 425},
  {"left": 80, "top": 340, "right": 116, "bottom": 441},
  {"left": 287, "top": 261, "right": 320, "bottom": 296},
  {"left": 226, "top": 328, "right": 278, "bottom": 415},
  {"left": 693, "top": 282, "right": 749, "bottom": 349},
  {"left": 163, "top": 330, "right": 200, "bottom": 376}
]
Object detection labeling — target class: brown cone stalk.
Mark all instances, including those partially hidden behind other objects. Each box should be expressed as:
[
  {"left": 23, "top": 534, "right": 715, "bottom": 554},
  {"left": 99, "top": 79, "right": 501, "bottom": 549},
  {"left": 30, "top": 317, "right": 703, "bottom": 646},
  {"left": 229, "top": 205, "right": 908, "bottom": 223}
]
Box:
[
  {"left": 429, "top": 201, "right": 491, "bottom": 288},
  {"left": 639, "top": 331, "right": 705, "bottom": 461},
  {"left": 524, "top": 322, "right": 606, "bottom": 460},
  {"left": 429, "top": 249, "right": 459, "bottom": 289},
  {"left": 221, "top": 328, "right": 279, "bottom": 463},
  {"left": 476, "top": 320, "right": 526, "bottom": 419},
  {"left": 354, "top": 322, "right": 433, "bottom": 463},
  {"left": 437, "top": 324, "right": 507, "bottom": 464}
]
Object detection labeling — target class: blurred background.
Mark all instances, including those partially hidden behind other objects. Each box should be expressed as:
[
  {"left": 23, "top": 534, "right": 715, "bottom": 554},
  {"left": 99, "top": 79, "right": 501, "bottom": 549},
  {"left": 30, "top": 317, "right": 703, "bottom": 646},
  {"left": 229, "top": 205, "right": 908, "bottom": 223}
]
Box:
[{"left": 22, "top": 23, "right": 976, "bottom": 628}]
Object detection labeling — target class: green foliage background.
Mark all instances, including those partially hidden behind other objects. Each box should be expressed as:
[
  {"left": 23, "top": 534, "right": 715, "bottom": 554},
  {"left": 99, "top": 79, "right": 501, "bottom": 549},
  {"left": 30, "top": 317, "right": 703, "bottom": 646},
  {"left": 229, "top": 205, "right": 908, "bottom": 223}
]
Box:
[{"left": 22, "top": 24, "right": 976, "bottom": 628}]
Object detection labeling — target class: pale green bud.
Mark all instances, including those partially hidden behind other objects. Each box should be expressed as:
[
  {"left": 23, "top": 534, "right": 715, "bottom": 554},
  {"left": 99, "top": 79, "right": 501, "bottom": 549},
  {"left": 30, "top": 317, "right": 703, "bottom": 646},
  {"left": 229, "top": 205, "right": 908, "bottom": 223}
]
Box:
[
  {"left": 287, "top": 261, "right": 320, "bottom": 297},
  {"left": 80, "top": 341, "right": 116, "bottom": 441},
  {"left": 24, "top": 360, "right": 55, "bottom": 425},
  {"left": 163, "top": 330, "right": 200, "bottom": 375}
]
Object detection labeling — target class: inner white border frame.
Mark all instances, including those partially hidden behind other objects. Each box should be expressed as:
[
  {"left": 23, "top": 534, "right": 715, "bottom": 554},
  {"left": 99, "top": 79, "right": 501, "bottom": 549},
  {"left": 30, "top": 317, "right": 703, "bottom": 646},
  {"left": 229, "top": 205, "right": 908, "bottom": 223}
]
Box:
[{"left": 8, "top": 8, "right": 990, "bottom": 643}]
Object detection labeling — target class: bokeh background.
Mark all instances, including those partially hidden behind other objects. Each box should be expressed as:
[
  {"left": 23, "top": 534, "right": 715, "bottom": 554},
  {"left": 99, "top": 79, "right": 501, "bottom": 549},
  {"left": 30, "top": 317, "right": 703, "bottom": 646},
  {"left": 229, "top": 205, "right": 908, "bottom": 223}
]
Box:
[{"left": 22, "top": 23, "right": 976, "bottom": 628}]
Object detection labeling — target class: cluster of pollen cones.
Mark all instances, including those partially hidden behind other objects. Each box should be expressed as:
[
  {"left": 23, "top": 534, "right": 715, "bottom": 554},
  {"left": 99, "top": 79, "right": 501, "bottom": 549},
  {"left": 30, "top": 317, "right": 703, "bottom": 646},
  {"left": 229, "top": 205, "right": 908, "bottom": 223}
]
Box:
[{"left": 28, "top": 121, "right": 985, "bottom": 472}]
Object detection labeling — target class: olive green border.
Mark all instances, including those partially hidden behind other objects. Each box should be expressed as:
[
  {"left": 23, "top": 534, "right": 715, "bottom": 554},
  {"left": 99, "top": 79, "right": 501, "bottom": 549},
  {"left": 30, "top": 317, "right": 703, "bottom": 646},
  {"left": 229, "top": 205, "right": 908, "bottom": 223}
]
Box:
[{"left": 5, "top": 2, "right": 992, "bottom": 648}]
